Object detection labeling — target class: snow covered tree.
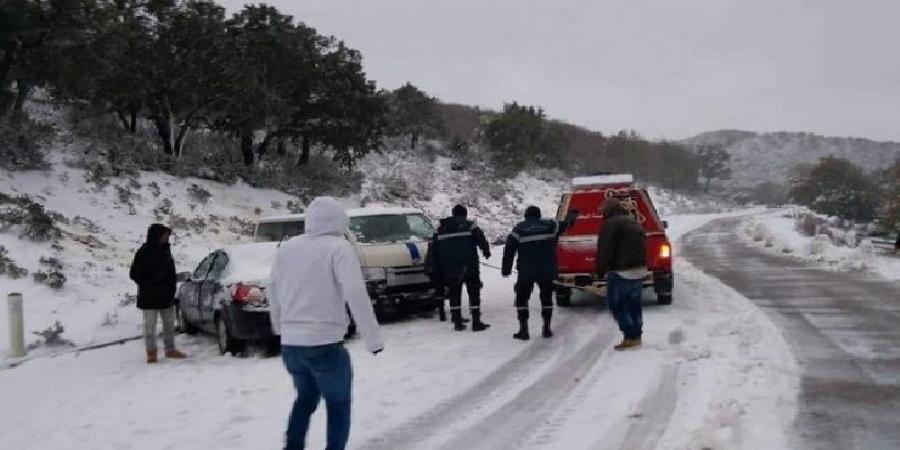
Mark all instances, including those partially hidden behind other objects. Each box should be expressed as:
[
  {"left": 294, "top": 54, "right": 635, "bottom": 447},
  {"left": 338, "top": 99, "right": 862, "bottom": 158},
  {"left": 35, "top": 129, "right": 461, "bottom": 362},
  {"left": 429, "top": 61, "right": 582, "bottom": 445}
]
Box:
[
  {"left": 695, "top": 144, "right": 732, "bottom": 193},
  {"left": 483, "top": 102, "right": 567, "bottom": 173},
  {"left": 385, "top": 82, "right": 444, "bottom": 149},
  {"left": 790, "top": 156, "right": 881, "bottom": 222}
]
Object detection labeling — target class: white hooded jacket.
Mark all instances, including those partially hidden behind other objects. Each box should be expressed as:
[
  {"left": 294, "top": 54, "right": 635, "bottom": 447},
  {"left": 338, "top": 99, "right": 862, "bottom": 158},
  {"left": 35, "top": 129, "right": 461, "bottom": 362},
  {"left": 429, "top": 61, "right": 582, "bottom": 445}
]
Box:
[{"left": 268, "top": 197, "right": 384, "bottom": 353}]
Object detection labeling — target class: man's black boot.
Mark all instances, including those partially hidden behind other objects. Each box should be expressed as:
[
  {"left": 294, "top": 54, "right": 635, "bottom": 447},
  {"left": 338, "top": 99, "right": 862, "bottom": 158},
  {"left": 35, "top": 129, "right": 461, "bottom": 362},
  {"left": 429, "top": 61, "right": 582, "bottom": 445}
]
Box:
[
  {"left": 471, "top": 310, "right": 490, "bottom": 332},
  {"left": 438, "top": 305, "right": 447, "bottom": 322},
  {"left": 451, "top": 309, "right": 467, "bottom": 331},
  {"left": 541, "top": 310, "right": 553, "bottom": 338},
  {"left": 513, "top": 310, "right": 529, "bottom": 340}
]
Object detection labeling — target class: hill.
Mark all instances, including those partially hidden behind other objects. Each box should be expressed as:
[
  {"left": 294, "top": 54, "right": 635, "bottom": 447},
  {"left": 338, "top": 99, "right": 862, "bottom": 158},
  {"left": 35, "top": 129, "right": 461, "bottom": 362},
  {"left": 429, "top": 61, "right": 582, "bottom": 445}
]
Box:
[{"left": 682, "top": 130, "right": 900, "bottom": 187}]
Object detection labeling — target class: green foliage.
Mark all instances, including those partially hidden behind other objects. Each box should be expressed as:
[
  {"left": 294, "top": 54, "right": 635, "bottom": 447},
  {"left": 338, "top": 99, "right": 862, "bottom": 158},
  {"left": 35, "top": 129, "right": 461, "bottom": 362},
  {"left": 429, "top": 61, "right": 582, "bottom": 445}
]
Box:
[
  {"left": 790, "top": 156, "right": 881, "bottom": 222},
  {"left": 0, "top": 113, "right": 51, "bottom": 170},
  {"left": 385, "top": 82, "right": 445, "bottom": 149},
  {"left": 483, "top": 102, "right": 568, "bottom": 174}
]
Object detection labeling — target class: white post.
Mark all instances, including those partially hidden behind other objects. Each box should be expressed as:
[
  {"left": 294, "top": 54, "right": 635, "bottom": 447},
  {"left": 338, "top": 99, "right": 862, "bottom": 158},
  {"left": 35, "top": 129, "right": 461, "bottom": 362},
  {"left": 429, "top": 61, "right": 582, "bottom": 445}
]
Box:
[{"left": 8, "top": 293, "right": 25, "bottom": 358}]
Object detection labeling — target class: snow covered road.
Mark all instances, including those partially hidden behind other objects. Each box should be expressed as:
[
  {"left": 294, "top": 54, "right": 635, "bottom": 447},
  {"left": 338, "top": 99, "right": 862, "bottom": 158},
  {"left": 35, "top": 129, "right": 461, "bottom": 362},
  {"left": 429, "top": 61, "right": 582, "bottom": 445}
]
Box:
[
  {"left": 683, "top": 216, "right": 900, "bottom": 450},
  {"left": 0, "top": 214, "right": 798, "bottom": 450}
]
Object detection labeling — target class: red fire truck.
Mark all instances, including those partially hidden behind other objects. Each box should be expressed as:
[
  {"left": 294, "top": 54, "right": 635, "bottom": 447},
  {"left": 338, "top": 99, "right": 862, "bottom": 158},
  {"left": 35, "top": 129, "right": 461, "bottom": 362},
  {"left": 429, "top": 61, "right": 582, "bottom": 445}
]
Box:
[{"left": 554, "top": 174, "right": 673, "bottom": 306}]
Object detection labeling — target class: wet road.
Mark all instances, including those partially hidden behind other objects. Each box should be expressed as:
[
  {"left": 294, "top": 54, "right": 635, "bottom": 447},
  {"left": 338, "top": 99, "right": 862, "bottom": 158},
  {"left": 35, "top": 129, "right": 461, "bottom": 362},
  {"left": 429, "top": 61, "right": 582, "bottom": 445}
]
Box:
[{"left": 682, "top": 217, "right": 900, "bottom": 450}]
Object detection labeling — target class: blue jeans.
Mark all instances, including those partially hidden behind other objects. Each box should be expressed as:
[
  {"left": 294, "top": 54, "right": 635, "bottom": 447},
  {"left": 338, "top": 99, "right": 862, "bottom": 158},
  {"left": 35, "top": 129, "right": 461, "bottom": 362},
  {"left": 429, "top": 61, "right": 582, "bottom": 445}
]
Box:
[
  {"left": 281, "top": 343, "right": 353, "bottom": 450},
  {"left": 607, "top": 272, "right": 644, "bottom": 340}
]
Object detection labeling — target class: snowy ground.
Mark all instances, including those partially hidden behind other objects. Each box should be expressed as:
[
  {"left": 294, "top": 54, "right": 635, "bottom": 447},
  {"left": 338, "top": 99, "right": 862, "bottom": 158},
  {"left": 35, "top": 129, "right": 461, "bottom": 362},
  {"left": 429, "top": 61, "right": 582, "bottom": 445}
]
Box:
[
  {"left": 740, "top": 208, "right": 900, "bottom": 282},
  {"left": 0, "top": 212, "right": 799, "bottom": 450}
]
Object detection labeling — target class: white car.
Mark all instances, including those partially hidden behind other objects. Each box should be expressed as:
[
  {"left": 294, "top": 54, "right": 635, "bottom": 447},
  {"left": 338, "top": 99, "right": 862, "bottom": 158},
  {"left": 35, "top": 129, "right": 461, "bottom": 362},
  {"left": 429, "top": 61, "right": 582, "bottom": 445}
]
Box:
[{"left": 253, "top": 207, "right": 438, "bottom": 313}]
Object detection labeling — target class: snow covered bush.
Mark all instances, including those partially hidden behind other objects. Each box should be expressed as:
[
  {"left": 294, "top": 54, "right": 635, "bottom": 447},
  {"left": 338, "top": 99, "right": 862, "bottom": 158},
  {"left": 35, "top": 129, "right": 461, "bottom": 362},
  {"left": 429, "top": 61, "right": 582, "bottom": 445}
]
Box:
[
  {"left": 809, "top": 234, "right": 831, "bottom": 256},
  {"left": 29, "top": 321, "right": 74, "bottom": 349},
  {"left": 187, "top": 184, "right": 213, "bottom": 204},
  {"left": 32, "top": 257, "right": 67, "bottom": 289},
  {"left": 0, "top": 195, "right": 62, "bottom": 241},
  {"left": 0, "top": 245, "right": 28, "bottom": 279},
  {"left": 0, "top": 114, "right": 51, "bottom": 170}
]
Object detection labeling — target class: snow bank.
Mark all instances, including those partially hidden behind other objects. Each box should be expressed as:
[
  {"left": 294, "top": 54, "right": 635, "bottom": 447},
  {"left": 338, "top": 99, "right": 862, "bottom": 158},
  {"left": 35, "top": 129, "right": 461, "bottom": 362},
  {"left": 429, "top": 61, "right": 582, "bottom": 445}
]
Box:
[{"left": 740, "top": 208, "right": 900, "bottom": 281}]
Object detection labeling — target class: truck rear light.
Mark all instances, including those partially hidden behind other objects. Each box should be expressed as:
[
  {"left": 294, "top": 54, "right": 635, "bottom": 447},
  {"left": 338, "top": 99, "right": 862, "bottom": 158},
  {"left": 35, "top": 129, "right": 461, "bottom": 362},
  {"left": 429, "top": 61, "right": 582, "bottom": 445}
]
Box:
[
  {"left": 230, "top": 283, "right": 266, "bottom": 306},
  {"left": 660, "top": 244, "right": 671, "bottom": 259}
]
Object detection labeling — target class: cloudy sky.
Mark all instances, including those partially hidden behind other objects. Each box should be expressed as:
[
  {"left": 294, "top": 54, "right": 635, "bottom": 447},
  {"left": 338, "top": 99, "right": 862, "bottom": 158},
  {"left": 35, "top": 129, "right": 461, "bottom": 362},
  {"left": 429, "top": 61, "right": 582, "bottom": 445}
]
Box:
[{"left": 221, "top": 0, "right": 900, "bottom": 141}]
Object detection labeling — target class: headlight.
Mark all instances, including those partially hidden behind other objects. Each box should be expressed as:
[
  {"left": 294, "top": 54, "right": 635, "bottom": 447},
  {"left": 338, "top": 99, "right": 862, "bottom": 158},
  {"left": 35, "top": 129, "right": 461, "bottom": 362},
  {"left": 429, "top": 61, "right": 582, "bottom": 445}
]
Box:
[
  {"left": 361, "top": 267, "right": 387, "bottom": 281},
  {"left": 659, "top": 244, "right": 672, "bottom": 259}
]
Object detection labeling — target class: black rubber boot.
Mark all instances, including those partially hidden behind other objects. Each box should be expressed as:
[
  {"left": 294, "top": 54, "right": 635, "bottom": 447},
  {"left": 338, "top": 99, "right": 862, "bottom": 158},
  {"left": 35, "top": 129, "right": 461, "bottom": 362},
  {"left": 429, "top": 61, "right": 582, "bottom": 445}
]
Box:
[
  {"left": 513, "top": 310, "right": 529, "bottom": 340},
  {"left": 451, "top": 309, "right": 467, "bottom": 331},
  {"left": 438, "top": 305, "right": 447, "bottom": 322},
  {"left": 541, "top": 310, "right": 553, "bottom": 338},
  {"left": 471, "top": 310, "right": 490, "bottom": 332}
]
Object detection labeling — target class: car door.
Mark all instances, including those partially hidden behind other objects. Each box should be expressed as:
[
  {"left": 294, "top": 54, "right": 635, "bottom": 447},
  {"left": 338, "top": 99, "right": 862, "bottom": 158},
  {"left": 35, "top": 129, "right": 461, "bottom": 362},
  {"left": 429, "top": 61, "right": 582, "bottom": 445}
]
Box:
[
  {"left": 198, "top": 251, "right": 229, "bottom": 331},
  {"left": 180, "top": 253, "right": 217, "bottom": 325}
]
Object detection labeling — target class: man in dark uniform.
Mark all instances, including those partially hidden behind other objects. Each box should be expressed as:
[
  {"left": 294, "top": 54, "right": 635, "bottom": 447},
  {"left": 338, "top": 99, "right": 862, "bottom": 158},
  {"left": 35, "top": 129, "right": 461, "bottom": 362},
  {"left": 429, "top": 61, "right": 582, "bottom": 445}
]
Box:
[
  {"left": 425, "top": 205, "right": 492, "bottom": 332},
  {"left": 502, "top": 205, "right": 577, "bottom": 340}
]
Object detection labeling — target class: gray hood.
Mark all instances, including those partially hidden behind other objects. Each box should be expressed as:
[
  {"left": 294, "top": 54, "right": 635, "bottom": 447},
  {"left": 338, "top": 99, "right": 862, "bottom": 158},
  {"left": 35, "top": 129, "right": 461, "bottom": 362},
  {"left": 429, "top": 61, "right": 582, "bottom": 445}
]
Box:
[{"left": 305, "top": 196, "right": 349, "bottom": 236}]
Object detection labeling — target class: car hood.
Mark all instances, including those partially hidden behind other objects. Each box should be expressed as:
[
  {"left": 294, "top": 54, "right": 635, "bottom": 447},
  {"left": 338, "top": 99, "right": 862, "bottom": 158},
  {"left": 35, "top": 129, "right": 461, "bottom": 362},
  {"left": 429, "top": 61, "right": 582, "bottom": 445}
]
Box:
[{"left": 357, "top": 241, "right": 429, "bottom": 268}]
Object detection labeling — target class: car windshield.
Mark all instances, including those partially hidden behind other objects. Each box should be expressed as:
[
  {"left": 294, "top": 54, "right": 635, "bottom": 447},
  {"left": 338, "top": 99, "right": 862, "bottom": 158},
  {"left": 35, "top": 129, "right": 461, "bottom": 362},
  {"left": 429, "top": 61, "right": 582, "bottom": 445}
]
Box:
[
  {"left": 255, "top": 220, "right": 305, "bottom": 243},
  {"left": 349, "top": 214, "right": 433, "bottom": 244}
]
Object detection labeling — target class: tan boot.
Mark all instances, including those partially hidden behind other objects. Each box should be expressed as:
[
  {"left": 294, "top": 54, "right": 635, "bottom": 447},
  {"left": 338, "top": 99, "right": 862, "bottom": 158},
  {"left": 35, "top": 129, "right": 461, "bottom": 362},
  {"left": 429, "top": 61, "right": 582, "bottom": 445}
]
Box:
[
  {"left": 146, "top": 350, "right": 158, "bottom": 364},
  {"left": 614, "top": 339, "right": 642, "bottom": 351},
  {"left": 165, "top": 349, "right": 187, "bottom": 359}
]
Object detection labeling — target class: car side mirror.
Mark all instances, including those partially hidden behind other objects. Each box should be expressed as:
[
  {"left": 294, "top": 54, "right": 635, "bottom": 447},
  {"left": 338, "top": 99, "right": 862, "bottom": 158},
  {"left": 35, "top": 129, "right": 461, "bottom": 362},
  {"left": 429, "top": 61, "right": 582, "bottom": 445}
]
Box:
[
  {"left": 177, "top": 271, "right": 192, "bottom": 283},
  {"left": 662, "top": 220, "right": 669, "bottom": 229}
]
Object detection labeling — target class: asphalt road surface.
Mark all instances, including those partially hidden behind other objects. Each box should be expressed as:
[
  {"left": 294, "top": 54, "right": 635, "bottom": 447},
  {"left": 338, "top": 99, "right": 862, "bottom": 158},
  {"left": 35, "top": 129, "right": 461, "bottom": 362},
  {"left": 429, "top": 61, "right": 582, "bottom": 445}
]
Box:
[{"left": 682, "top": 217, "right": 900, "bottom": 450}]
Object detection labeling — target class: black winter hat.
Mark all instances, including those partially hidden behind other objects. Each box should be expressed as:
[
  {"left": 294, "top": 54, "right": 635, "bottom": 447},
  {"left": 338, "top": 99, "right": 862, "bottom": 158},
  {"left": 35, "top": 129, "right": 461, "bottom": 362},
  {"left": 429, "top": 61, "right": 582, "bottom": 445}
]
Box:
[
  {"left": 452, "top": 204, "right": 468, "bottom": 217},
  {"left": 524, "top": 206, "right": 541, "bottom": 219},
  {"left": 146, "top": 223, "right": 172, "bottom": 244}
]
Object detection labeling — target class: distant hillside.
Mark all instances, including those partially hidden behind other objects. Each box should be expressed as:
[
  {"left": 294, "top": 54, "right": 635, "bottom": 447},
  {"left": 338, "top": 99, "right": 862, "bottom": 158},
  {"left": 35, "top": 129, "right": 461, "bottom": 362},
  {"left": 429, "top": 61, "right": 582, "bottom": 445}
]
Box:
[{"left": 682, "top": 130, "right": 900, "bottom": 187}]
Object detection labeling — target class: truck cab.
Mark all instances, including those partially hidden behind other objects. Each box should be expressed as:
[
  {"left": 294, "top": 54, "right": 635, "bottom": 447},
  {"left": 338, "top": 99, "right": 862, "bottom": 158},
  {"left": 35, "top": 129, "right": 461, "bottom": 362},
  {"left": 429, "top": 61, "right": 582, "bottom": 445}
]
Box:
[
  {"left": 555, "top": 174, "right": 673, "bottom": 305},
  {"left": 253, "top": 207, "right": 437, "bottom": 313}
]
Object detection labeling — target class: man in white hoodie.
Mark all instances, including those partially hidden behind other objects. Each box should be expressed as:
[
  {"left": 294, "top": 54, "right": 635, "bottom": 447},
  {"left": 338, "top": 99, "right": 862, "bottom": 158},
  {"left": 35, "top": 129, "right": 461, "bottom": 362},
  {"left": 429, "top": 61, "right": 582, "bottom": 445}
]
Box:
[{"left": 268, "top": 196, "right": 384, "bottom": 450}]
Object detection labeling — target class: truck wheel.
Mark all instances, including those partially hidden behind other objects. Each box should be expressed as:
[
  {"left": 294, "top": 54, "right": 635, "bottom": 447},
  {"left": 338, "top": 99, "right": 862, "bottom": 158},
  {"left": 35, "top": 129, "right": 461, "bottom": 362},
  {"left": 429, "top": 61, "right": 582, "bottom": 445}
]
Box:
[
  {"left": 216, "top": 314, "right": 245, "bottom": 356},
  {"left": 657, "top": 293, "right": 673, "bottom": 305},
  {"left": 556, "top": 287, "right": 572, "bottom": 307}
]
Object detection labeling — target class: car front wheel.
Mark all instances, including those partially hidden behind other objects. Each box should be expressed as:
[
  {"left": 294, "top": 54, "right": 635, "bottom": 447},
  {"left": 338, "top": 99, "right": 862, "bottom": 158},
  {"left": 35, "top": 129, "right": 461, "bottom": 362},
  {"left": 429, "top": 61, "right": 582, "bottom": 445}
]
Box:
[{"left": 216, "top": 314, "right": 245, "bottom": 356}]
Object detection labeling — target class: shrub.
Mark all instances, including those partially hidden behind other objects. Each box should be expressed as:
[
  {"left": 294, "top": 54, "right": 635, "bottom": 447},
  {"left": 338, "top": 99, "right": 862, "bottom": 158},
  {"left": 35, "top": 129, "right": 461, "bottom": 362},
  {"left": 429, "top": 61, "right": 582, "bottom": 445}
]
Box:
[
  {"left": 0, "top": 196, "right": 62, "bottom": 241},
  {"left": 33, "top": 257, "right": 66, "bottom": 289},
  {"left": 0, "top": 246, "right": 28, "bottom": 279},
  {"left": 29, "top": 321, "right": 74, "bottom": 348},
  {"left": 187, "top": 184, "right": 212, "bottom": 204},
  {"left": 0, "top": 114, "right": 51, "bottom": 171},
  {"left": 33, "top": 269, "right": 67, "bottom": 289}
]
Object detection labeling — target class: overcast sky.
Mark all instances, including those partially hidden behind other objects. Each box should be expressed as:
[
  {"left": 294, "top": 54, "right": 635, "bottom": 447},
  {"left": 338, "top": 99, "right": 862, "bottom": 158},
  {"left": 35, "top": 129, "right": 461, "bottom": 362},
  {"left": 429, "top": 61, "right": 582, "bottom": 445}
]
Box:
[{"left": 221, "top": 0, "right": 900, "bottom": 141}]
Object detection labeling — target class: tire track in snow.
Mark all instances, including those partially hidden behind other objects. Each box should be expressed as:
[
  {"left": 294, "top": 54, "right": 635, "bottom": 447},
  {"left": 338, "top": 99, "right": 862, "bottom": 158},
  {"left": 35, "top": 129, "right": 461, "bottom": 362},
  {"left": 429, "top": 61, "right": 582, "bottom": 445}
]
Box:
[
  {"left": 359, "top": 311, "right": 614, "bottom": 450},
  {"left": 616, "top": 364, "right": 678, "bottom": 450},
  {"left": 432, "top": 320, "right": 619, "bottom": 450}
]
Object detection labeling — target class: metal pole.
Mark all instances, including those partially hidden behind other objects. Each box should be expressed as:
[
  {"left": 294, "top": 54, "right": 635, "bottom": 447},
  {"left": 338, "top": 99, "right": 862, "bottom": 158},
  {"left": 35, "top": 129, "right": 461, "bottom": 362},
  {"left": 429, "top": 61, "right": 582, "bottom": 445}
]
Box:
[{"left": 7, "top": 293, "right": 25, "bottom": 358}]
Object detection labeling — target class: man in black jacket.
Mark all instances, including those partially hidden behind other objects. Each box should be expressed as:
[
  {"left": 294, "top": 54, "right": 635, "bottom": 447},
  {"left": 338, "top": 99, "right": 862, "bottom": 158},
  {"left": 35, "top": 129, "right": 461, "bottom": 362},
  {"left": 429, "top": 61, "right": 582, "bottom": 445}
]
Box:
[
  {"left": 425, "top": 205, "right": 492, "bottom": 331},
  {"left": 502, "top": 205, "right": 576, "bottom": 340},
  {"left": 596, "top": 198, "right": 648, "bottom": 350},
  {"left": 129, "top": 223, "right": 187, "bottom": 363}
]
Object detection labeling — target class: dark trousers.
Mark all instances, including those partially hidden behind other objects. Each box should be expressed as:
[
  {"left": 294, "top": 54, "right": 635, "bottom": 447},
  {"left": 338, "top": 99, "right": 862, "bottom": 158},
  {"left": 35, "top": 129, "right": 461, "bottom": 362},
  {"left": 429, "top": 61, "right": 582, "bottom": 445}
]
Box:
[
  {"left": 515, "top": 278, "right": 554, "bottom": 320},
  {"left": 282, "top": 343, "right": 353, "bottom": 450},
  {"left": 447, "top": 276, "right": 482, "bottom": 317},
  {"left": 607, "top": 272, "right": 644, "bottom": 340}
]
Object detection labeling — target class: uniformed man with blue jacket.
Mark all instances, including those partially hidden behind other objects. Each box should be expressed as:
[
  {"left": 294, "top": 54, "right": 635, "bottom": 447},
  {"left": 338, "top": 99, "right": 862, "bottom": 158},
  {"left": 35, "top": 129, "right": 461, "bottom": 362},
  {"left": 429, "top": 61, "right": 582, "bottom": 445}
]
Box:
[
  {"left": 425, "top": 205, "right": 492, "bottom": 331},
  {"left": 502, "top": 205, "right": 577, "bottom": 340}
]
